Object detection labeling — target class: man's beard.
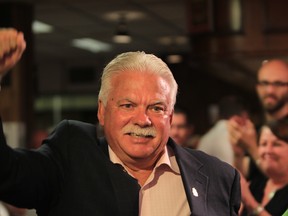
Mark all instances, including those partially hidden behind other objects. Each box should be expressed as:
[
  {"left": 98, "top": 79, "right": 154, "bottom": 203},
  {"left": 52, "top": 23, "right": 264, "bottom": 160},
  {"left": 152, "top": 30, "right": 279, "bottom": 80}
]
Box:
[{"left": 261, "top": 95, "right": 287, "bottom": 114}]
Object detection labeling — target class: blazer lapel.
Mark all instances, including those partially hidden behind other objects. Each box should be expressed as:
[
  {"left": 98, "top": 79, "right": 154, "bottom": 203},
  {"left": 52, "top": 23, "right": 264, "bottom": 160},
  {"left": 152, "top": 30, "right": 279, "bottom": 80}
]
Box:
[{"left": 168, "top": 139, "right": 208, "bottom": 216}]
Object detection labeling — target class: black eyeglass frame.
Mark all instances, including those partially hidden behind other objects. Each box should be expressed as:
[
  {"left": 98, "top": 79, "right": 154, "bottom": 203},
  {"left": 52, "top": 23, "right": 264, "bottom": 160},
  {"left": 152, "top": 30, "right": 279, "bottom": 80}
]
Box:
[{"left": 257, "top": 80, "right": 288, "bottom": 87}]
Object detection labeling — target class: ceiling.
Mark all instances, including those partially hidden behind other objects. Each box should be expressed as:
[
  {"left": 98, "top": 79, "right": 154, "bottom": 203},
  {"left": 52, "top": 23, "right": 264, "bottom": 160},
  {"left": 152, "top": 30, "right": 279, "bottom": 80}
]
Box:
[
  {"left": 31, "top": 0, "right": 284, "bottom": 94},
  {"left": 32, "top": 0, "right": 190, "bottom": 64}
]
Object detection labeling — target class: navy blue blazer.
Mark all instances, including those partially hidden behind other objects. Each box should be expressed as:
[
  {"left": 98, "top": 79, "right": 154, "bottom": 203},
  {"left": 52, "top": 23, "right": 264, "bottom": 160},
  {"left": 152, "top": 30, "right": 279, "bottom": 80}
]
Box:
[{"left": 0, "top": 119, "right": 240, "bottom": 216}]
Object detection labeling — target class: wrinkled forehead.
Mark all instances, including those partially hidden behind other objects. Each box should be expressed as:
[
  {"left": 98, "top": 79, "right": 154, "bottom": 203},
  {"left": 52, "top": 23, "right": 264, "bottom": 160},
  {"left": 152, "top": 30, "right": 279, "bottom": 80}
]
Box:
[{"left": 110, "top": 71, "right": 173, "bottom": 101}]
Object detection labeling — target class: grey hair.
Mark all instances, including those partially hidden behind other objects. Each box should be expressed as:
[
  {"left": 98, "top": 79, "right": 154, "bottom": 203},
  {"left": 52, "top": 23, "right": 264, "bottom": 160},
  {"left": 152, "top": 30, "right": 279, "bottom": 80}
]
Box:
[{"left": 98, "top": 51, "right": 178, "bottom": 108}]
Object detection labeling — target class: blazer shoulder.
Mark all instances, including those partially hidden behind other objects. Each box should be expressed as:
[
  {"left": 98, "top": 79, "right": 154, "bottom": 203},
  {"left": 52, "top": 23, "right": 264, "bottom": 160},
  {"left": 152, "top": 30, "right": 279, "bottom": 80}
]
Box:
[
  {"left": 184, "top": 147, "right": 238, "bottom": 177},
  {"left": 52, "top": 119, "right": 97, "bottom": 138},
  {"left": 42, "top": 120, "right": 98, "bottom": 152}
]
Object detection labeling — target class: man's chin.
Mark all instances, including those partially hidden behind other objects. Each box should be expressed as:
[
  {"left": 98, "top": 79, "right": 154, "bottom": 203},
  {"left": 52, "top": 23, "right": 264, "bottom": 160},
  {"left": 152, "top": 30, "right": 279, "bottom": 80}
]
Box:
[{"left": 264, "top": 104, "right": 283, "bottom": 114}]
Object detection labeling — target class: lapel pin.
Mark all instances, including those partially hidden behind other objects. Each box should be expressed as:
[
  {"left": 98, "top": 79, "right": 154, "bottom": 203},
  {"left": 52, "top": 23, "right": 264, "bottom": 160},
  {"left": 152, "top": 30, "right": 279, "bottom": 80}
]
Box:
[{"left": 192, "top": 187, "right": 198, "bottom": 197}]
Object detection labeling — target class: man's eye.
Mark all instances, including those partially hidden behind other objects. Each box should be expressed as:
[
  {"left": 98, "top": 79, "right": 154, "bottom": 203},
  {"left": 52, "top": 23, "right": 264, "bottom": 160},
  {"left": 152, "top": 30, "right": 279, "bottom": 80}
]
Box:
[
  {"left": 151, "top": 106, "right": 164, "bottom": 112},
  {"left": 120, "top": 104, "right": 133, "bottom": 109}
]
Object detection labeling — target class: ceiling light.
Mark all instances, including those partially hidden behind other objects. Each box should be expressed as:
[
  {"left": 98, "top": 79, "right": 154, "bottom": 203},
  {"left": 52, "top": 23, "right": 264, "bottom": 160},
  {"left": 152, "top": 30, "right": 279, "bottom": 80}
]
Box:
[
  {"left": 71, "top": 38, "right": 111, "bottom": 53},
  {"left": 32, "top": 20, "right": 54, "bottom": 34},
  {"left": 166, "top": 54, "right": 183, "bottom": 64},
  {"left": 113, "top": 34, "right": 131, "bottom": 44},
  {"left": 113, "top": 14, "right": 131, "bottom": 44},
  {"left": 104, "top": 11, "right": 145, "bottom": 22},
  {"left": 158, "top": 36, "right": 188, "bottom": 46},
  {"left": 158, "top": 36, "right": 173, "bottom": 45}
]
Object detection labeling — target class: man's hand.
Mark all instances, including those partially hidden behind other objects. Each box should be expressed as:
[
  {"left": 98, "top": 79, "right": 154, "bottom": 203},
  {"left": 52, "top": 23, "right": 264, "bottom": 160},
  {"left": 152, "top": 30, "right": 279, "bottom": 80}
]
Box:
[{"left": 0, "top": 28, "right": 26, "bottom": 78}]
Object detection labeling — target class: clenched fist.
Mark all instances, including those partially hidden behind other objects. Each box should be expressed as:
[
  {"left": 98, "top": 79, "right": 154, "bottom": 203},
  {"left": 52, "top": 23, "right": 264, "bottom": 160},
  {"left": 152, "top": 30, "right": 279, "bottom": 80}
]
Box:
[{"left": 0, "top": 28, "right": 26, "bottom": 78}]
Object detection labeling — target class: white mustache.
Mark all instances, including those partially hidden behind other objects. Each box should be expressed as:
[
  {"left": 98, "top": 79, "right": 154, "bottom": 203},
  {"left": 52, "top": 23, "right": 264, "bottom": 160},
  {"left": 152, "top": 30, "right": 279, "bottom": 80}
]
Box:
[{"left": 122, "top": 125, "right": 157, "bottom": 138}]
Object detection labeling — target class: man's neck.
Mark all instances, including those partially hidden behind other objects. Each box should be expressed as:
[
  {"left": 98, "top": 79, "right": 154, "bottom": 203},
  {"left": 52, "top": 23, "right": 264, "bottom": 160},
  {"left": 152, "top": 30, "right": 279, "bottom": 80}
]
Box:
[
  {"left": 124, "top": 167, "right": 153, "bottom": 186},
  {"left": 109, "top": 146, "right": 166, "bottom": 186}
]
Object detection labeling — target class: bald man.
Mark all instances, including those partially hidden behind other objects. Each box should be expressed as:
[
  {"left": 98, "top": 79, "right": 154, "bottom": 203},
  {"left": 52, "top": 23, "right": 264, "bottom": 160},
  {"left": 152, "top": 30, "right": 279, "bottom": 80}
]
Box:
[{"left": 256, "top": 60, "right": 288, "bottom": 121}]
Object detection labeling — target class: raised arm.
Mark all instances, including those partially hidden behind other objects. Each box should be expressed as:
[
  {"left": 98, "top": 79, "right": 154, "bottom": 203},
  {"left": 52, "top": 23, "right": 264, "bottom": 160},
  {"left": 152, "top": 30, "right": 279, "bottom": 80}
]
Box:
[{"left": 0, "top": 28, "right": 26, "bottom": 77}]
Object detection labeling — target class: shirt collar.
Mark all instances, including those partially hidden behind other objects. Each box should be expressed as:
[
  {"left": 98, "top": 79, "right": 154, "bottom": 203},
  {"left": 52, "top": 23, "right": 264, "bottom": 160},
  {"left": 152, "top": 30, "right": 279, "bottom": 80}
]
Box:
[{"left": 108, "top": 145, "right": 180, "bottom": 174}]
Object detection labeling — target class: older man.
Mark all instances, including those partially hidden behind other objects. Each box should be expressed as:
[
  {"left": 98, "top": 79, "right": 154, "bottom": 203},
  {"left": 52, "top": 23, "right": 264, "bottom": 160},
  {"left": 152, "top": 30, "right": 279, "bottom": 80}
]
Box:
[{"left": 0, "top": 28, "right": 240, "bottom": 216}]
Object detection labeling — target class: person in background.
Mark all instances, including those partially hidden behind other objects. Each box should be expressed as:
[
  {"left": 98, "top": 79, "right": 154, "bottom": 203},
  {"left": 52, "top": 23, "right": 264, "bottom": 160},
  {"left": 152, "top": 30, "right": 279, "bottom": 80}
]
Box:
[
  {"left": 0, "top": 28, "right": 240, "bottom": 216},
  {"left": 198, "top": 95, "right": 249, "bottom": 165},
  {"left": 169, "top": 107, "right": 199, "bottom": 149},
  {"left": 228, "top": 59, "right": 288, "bottom": 177},
  {"left": 0, "top": 202, "right": 26, "bottom": 216},
  {"left": 238, "top": 118, "right": 288, "bottom": 216},
  {"left": 0, "top": 202, "right": 9, "bottom": 216}
]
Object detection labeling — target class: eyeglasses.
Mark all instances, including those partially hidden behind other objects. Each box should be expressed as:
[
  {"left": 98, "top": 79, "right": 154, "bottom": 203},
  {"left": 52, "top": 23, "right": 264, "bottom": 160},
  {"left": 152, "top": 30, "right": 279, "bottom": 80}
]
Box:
[{"left": 257, "top": 81, "right": 288, "bottom": 88}]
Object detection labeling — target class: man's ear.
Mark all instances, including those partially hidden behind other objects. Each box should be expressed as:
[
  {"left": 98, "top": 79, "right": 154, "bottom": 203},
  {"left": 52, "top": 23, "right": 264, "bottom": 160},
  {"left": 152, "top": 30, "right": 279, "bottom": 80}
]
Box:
[
  {"left": 97, "top": 100, "right": 105, "bottom": 126},
  {"left": 169, "top": 109, "right": 174, "bottom": 125}
]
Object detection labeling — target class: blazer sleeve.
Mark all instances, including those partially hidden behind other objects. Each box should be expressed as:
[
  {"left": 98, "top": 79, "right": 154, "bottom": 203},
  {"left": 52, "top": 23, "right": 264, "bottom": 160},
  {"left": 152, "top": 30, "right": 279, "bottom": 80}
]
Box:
[
  {"left": 230, "top": 169, "right": 241, "bottom": 216},
  {"left": 0, "top": 118, "right": 63, "bottom": 209}
]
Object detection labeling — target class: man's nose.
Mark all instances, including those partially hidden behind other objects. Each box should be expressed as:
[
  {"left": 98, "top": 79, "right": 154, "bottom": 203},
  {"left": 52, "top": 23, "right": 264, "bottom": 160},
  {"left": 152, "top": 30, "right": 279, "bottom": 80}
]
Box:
[
  {"left": 265, "top": 85, "right": 277, "bottom": 93},
  {"left": 132, "top": 108, "right": 152, "bottom": 127}
]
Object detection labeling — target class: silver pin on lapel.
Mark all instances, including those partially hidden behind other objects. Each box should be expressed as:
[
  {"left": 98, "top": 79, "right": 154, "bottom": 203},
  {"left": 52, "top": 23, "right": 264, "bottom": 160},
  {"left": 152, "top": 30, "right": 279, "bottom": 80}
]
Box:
[{"left": 192, "top": 187, "right": 198, "bottom": 197}]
